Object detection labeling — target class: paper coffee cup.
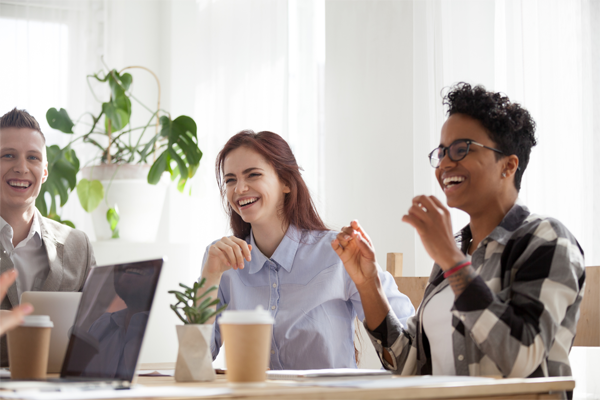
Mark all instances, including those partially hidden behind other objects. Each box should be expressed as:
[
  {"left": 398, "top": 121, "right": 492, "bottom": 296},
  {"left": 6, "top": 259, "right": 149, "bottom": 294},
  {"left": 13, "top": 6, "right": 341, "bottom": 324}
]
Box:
[
  {"left": 219, "top": 306, "right": 274, "bottom": 385},
  {"left": 7, "top": 315, "right": 54, "bottom": 380}
]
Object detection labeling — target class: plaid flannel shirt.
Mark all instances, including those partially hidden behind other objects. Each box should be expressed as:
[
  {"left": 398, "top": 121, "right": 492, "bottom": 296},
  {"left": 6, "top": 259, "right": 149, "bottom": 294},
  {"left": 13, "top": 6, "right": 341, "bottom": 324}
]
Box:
[{"left": 366, "top": 201, "right": 585, "bottom": 379}]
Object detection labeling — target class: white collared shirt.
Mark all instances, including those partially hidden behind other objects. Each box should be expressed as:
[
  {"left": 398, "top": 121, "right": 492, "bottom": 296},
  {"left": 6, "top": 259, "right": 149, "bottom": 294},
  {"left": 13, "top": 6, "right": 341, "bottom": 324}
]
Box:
[{"left": 0, "top": 210, "right": 50, "bottom": 300}]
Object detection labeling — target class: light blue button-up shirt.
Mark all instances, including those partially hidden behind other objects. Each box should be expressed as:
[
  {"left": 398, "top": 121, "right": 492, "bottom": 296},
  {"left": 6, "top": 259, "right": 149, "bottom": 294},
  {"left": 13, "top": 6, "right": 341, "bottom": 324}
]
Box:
[{"left": 200, "top": 225, "right": 414, "bottom": 370}]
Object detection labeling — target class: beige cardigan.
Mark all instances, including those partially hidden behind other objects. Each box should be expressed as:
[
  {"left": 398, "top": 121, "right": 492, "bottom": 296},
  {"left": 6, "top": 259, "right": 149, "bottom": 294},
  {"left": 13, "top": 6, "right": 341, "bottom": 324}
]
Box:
[{"left": 0, "top": 210, "right": 95, "bottom": 366}]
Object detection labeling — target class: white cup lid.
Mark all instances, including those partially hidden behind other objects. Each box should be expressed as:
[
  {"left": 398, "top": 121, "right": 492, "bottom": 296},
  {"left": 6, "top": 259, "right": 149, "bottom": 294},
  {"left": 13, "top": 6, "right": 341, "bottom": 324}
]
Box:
[
  {"left": 21, "top": 315, "right": 54, "bottom": 328},
  {"left": 218, "top": 305, "right": 274, "bottom": 325}
]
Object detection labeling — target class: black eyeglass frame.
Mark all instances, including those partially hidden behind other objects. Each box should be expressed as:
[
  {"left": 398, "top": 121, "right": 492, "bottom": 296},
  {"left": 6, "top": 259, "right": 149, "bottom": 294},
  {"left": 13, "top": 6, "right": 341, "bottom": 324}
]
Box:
[{"left": 428, "top": 139, "right": 505, "bottom": 168}]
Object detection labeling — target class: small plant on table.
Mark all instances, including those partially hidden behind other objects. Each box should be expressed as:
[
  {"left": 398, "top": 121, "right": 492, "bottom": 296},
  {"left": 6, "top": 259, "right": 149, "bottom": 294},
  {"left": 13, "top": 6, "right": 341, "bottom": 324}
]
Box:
[{"left": 169, "top": 278, "right": 227, "bottom": 324}]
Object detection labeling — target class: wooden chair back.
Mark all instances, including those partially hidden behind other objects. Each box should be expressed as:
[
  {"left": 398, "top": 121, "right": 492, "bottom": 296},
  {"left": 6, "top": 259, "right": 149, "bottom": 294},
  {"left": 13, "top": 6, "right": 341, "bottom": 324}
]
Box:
[
  {"left": 574, "top": 266, "right": 599, "bottom": 347},
  {"left": 386, "top": 253, "right": 428, "bottom": 310}
]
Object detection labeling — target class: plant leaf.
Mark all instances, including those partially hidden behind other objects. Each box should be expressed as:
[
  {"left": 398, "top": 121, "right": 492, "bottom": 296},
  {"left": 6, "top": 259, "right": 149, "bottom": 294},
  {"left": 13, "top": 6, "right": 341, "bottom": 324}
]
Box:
[
  {"left": 46, "top": 108, "right": 74, "bottom": 134},
  {"left": 201, "top": 304, "right": 228, "bottom": 324},
  {"left": 170, "top": 278, "right": 227, "bottom": 325},
  {"left": 170, "top": 305, "right": 188, "bottom": 324},
  {"left": 114, "top": 93, "right": 132, "bottom": 116},
  {"left": 169, "top": 290, "right": 190, "bottom": 300},
  {"left": 198, "top": 308, "right": 215, "bottom": 324},
  {"left": 147, "top": 151, "right": 169, "bottom": 184},
  {"left": 176, "top": 177, "right": 187, "bottom": 193},
  {"left": 151, "top": 115, "right": 202, "bottom": 191},
  {"left": 196, "top": 286, "right": 217, "bottom": 302},
  {"left": 102, "top": 102, "right": 130, "bottom": 132},
  {"left": 106, "top": 206, "right": 120, "bottom": 238},
  {"left": 36, "top": 145, "right": 79, "bottom": 223},
  {"left": 108, "top": 70, "right": 132, "bottom": 99},
  {"left": 76, "top": 178, "right": 104, "bottom": 212},
  {"left": 196, "top": 297, "right": 213, "bottom": 311}
]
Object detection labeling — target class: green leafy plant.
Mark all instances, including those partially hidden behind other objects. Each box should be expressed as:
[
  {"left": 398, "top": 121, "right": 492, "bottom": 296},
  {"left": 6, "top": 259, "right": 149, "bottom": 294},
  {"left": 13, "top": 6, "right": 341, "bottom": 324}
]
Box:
[
  {"left": 43, "top": 62, "right": 202, "bottom": 232},
  {"left": 169, "top": 278, "right": 227, "bottom": 324},
  {"left": 36, "top": 145, "right": 79, "bottom": 228}
]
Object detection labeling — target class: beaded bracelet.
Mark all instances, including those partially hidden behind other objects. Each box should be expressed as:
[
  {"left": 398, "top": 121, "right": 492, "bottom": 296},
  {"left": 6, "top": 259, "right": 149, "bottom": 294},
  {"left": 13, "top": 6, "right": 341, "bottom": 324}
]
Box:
[{"left": 443, "top": 261, "right": 471, "bottom": 278}]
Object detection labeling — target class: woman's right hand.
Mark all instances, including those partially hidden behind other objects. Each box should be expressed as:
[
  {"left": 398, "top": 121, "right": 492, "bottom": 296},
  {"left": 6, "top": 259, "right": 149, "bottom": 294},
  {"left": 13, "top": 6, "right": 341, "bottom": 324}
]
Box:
[
  {"left": 203, "top": 236, "right": 253, "bottom": 278},
  {"left": 331, "top": 220, "right": 379, "bottom": 289}
]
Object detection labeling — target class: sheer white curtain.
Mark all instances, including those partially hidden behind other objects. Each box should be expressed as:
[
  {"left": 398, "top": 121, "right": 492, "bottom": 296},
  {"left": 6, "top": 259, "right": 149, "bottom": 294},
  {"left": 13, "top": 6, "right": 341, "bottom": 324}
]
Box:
[
  {"left": 412, "top": 0, "right": 599, "bottom": 273},
  {"left": 0, "top": 0, "right": 104, "bottom": 229},
  {"left": 0, "top": 0, "right": 103, "bottom": 144},
  {"left": 167, "top": 0, "right": 325, "bottom": 282}
]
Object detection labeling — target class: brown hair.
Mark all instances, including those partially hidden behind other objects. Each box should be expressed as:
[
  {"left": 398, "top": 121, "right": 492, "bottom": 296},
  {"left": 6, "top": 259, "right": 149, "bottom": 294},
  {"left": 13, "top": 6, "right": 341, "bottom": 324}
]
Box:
[
  {"left": 0, "top": 108, "right": 46, "bottom": 143},
  {"left": 216, "top": 130, "right": 327, "bottom": 239}
]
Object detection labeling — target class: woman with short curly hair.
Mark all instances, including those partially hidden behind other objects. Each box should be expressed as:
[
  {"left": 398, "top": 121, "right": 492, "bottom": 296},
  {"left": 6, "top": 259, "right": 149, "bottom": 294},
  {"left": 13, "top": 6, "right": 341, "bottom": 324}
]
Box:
[{"left": 332, "top": 83, "right": 585, "bottom": 387}]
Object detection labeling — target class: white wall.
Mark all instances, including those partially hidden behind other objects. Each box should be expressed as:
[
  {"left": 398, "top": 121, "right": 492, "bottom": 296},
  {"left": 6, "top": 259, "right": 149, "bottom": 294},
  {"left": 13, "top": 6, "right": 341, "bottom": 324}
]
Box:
[{"left": 324, "top": 1, "right": 419, "bottom": 275}]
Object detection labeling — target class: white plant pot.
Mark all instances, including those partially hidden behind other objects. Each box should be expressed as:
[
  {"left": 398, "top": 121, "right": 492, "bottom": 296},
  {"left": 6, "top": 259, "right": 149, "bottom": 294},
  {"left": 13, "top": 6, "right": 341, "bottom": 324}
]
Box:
[
  {"left": 80, "top": 164, "right": 168, "bottom": 242},
  {"left": 174, "top": 324, "right": 215, "bottom": 382}
]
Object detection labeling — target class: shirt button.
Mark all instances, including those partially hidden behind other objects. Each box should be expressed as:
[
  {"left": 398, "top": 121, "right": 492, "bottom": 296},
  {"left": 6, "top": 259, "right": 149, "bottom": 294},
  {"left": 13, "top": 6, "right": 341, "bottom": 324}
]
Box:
[
  {"left": 271, "top": 306, "right": 276, "bottom": 310},
  {"left": 458, "top": 355, "right": 464, "bottom": 361},
  {"left": 271, "top": 350, "right": 275, "bottom": 355},
  {"left": 272, "top": 283, "right": 277, "bottom": 288}
]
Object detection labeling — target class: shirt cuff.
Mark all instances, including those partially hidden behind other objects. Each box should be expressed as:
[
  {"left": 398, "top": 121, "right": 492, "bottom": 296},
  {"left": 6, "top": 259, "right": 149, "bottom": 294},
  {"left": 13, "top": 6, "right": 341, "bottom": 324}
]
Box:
[{"left": 364, "top": 310, "right": 403, "bottom": 348}]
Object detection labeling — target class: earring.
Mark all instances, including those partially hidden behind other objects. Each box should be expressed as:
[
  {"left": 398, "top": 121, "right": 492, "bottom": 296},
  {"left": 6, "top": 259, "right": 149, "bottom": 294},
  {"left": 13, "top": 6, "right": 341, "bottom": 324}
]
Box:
[{"left": 502, "top": 172, "right": 507, "bottom": 178}]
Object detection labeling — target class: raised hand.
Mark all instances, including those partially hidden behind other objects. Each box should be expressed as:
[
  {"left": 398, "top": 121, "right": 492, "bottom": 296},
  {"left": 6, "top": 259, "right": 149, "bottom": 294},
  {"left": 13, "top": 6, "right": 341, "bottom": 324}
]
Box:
[
  {"left": 401, "top": 195, "right": 464, "bottom": 271},
  {"left": 0, "top": 270, "right": 33, "bottom": 335},
  {"left": 203, "top": 236, "right": 253, "bottom": 277},
  {"left": 331, "top": 220, "right": 379, "bottom": 288}
]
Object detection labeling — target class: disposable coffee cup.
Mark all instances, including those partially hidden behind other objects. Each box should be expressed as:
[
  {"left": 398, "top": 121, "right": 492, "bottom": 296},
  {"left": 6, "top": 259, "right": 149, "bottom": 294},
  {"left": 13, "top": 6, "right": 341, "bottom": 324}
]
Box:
[
  {"left": 7, "top": 315, "right": 53, "bottom": 380},
  {"left": 219, "top": 306, "right": 274, "bottom": 385}
]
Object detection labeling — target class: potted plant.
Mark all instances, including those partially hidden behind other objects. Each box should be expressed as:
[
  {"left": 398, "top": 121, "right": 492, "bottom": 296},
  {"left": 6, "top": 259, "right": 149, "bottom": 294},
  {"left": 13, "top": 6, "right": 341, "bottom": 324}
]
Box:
[
  {"left": 44, "top": 63, "right": 202, "bottom": 241},
  {"left": 169, "top": 278, "right": 227, "bottom": 382}
]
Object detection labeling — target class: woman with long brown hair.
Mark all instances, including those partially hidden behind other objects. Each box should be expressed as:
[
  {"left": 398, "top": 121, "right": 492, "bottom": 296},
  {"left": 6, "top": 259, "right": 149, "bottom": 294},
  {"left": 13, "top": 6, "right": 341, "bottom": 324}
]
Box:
[{"left": 198, "top": 130, "right": 414, "bottom": 370}]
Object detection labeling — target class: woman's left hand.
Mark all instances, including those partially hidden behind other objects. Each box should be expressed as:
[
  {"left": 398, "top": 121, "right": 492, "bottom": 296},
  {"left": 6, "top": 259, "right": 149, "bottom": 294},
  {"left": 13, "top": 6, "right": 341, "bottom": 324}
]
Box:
[
  {"left": 402, "top": 195, "right": 465, "bottom": 271},
  {"left": 331, "top": 220, "right": 379, "bottom": 289}
]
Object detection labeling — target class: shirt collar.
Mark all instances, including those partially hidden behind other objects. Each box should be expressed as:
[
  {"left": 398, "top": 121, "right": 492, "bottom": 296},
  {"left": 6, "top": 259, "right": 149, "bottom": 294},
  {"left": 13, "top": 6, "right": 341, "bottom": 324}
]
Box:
[
  {"left": 460, "top": 199, "right": 531, "bottom": 248},
  {"left": 0, "top": 216, "right": 9, "bottom": 235},
  {"left": 248, "top": 225, "right": 302, "bottom": 274},
  {"left": 30, "top": 210, "right": 43, "bottom": 245},
  {"left": 0, "top": 211, "right": 43, "bottom": 248}
]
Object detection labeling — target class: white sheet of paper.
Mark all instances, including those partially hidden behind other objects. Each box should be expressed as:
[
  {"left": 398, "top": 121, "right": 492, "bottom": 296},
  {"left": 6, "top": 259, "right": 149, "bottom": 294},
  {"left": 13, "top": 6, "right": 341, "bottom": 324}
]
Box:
[
  {"left": 286, "top": 375, "right": 495, "bottom": 388},
  {"left": 266, "top": 368, "right": 391, "bottom": 379},
  {"left": 0, "top": 386, "right": 230, "bottom": 400}
]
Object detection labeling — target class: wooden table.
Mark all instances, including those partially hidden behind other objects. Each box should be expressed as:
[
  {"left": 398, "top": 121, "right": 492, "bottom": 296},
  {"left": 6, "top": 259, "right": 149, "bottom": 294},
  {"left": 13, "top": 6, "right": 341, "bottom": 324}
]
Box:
[{"left": 132, "top": 364, "right": 574, "bottom": 400}]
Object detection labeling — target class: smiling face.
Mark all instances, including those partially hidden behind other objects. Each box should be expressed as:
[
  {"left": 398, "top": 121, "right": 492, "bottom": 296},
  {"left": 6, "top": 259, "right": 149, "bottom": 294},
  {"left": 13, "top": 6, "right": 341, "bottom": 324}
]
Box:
[
  {"left": 0, "top": 127, "right": 48, "bottom": 219},
  {"left": 223, "top": 146, "right": 290, "bottom": 230},
  {"left": 436, "top": 113, "right": 507, "bottom": 215}
]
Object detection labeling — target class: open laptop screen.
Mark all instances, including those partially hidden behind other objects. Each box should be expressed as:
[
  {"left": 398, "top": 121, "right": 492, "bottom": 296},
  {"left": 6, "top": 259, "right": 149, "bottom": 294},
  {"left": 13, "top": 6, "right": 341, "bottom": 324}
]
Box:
[{"left": 60, "top": 259, "right": 163, "bottom": 381}]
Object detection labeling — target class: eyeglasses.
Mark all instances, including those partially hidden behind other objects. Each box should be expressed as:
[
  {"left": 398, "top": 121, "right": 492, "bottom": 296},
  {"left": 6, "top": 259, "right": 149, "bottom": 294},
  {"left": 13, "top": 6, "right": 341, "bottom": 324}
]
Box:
[{"left": 428, "top": 139, "right": 504, "bottom": 168}]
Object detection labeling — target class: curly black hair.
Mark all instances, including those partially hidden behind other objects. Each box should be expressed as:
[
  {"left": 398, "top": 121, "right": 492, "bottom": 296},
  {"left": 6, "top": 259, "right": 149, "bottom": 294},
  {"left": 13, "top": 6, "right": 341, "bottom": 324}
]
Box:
[{"left": 443, "top": 83, "right": 537, "bottom": 191}]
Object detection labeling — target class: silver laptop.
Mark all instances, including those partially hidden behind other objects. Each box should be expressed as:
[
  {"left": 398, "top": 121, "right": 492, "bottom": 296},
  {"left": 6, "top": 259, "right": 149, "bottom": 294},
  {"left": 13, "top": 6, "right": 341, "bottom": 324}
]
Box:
[
  {"left": 20, "top": 292, "right": 82, "bottom": 373},
  {"left": 1, "top": 258, "right": 163, "bottom": 391}
]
